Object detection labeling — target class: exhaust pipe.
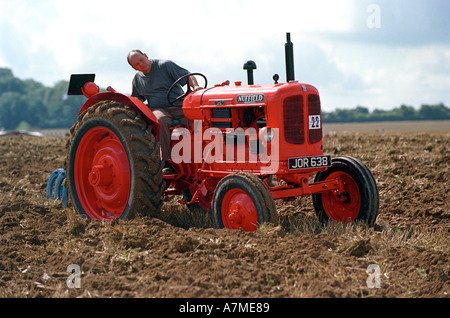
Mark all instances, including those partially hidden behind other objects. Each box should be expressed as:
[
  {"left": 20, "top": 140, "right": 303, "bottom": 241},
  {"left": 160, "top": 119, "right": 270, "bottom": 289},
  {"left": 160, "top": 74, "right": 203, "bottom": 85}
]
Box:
[
  {"left": 285, "top": 32, "right": 295, "bottom": 82},
  {"left": 243, "top": 60, "right": 257, "bottom": 85}
]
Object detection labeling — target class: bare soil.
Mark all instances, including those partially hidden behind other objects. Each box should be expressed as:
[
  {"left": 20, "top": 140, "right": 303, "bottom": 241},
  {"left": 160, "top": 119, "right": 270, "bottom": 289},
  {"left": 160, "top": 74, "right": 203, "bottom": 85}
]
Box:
[{"left": 0, "top": 125, "right": 448, "bottom": 298}]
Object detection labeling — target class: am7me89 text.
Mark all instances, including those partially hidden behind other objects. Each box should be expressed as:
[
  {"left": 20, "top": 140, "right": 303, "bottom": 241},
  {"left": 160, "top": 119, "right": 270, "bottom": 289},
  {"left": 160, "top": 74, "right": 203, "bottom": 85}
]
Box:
[{"left": 179, "top": 302, "right": 270, "bottom": 314}]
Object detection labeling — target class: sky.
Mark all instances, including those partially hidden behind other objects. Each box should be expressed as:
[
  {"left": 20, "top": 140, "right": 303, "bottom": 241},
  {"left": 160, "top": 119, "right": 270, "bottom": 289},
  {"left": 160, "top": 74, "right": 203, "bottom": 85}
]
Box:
[{"left": 0, "top": 0, "right": 449, "bottom": 112}]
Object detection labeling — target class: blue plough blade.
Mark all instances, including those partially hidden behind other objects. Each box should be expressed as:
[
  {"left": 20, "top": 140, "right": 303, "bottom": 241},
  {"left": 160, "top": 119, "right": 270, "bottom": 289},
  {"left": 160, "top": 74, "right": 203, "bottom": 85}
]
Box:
[{"left": 46, "top": 168, "right": 68, "bottom": 206}]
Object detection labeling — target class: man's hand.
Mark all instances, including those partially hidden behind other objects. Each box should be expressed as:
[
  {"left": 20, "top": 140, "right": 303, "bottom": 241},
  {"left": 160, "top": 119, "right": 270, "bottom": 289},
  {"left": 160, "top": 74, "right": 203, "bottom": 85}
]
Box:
[{"left": 188, "top": 75, "right": 203, "bottom": 91}]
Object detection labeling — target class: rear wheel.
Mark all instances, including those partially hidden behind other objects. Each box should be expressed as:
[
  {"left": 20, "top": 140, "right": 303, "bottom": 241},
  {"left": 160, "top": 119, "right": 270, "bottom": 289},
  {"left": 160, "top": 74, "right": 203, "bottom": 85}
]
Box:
[
  {"left": 66, "top": 100, "right": 164, "bottom": 220},
  {"left": 212, "top": 173, "right": 277, "bottom": 232},
  {"left": 313, "top": 156, "right": 379, "bottom": 225}
]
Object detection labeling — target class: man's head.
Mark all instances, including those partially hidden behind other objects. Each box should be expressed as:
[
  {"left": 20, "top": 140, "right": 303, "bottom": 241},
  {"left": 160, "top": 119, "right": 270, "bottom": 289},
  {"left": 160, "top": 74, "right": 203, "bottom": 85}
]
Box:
[{"left": 128, "top": 50, "right": 152, "bottom": 74}]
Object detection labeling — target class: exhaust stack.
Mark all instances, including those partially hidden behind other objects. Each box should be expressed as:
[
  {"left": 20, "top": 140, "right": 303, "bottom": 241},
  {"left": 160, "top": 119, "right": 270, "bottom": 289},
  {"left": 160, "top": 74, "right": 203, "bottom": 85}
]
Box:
[
  {"left": 243, "top": 60, "right": 257, "bottom": 85},
  {"left": 285, "top": 33, "right": 295, "bottom": 82}
]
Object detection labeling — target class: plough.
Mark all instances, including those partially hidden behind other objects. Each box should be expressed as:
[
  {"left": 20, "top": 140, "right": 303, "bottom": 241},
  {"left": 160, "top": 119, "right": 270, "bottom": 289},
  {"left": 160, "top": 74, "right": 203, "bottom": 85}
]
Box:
[{"left": 46, "top": 168, "right": 68, "bottom": 206}]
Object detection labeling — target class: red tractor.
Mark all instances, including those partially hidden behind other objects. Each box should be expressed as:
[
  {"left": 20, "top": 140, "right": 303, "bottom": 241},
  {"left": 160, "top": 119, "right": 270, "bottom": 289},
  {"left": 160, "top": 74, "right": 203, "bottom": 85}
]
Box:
[{"left": 47, "top": 33, "right": 379, "bottom": 232}]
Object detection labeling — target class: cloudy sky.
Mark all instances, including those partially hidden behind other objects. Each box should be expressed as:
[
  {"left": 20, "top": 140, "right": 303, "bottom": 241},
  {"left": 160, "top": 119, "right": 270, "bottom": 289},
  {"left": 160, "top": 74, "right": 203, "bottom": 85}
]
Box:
[{"left": 0, "top": 0, "right": 449, "bottom": 111}]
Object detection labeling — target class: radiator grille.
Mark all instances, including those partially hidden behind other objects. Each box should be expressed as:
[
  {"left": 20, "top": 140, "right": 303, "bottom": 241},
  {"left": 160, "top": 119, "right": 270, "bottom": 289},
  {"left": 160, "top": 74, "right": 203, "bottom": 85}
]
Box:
[
  {"left": 308, "top": 94, "right": 322, "bottom": 144},
  {"left": 283, "top": 95, "right": 304, "bottom": 144}
]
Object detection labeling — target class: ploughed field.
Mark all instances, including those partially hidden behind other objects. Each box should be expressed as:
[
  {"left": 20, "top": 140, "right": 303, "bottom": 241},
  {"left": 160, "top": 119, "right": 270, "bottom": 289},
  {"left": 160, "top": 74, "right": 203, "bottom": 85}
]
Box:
[{"left": 0, "top": 121, "right": 448, "bottom": 298}]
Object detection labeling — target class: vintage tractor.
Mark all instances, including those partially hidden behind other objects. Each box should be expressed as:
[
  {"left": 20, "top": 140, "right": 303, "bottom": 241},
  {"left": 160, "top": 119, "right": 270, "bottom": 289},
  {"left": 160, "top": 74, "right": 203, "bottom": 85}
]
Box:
[{"left": 47, "top": 33, "right": 379, "bottom": 232}]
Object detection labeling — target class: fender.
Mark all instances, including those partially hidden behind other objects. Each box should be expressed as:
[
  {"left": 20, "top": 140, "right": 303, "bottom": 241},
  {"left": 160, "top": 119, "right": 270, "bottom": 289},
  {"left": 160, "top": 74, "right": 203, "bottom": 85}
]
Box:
[{"left": 79, "top": 92, "right": 160, "bottom": 138}]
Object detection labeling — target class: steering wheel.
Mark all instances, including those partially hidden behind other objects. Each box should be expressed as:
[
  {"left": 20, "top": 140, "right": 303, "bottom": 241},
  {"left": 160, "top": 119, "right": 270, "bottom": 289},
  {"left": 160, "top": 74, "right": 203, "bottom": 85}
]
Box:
[{"left": 167, "top": 73, "right": 208, "bottom": 106}]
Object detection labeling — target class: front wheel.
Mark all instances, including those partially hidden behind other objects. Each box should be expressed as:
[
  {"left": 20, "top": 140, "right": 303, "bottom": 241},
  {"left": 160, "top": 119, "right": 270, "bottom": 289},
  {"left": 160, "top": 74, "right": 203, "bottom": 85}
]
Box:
[
  {"left": 66, "top": 100, "right": 164, "bottom": 220},
  {"left": 312, "top": 156, "right": 379, "bottom": 225},
  {"left": 212, "top": 173, "right": 277, "bottom": 232}
]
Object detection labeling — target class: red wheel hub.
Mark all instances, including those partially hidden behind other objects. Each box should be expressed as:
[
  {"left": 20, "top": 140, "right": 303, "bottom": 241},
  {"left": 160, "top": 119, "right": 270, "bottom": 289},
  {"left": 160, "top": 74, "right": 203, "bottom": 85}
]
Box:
[
  {"left": 74, "top": 127, "right": 131, "bottom": 220},
  {"left": 221, "top": 189, "right": 258, "bottom": 232},
  {"left": 88, "top": 162, "right": 114, "bottom": 187},
  {"left": 322, "top": 171, "right": 361, "bottom": 222}
]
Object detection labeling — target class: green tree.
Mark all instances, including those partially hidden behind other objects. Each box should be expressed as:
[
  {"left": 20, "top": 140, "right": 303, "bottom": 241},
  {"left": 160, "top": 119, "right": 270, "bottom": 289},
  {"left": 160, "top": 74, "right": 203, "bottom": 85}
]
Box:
[
  {"left": 0, "top": 68, "right": 24, "bottom": 96},
  {"left": 0, "top": 69, "right": 86, "bottom": 129},
  {"left": 323, "top": 103, "right": 449, "bottom": 123},
  {"left": 353, "top": 106, "right": 370, "bottom": 122},
  {"left": 418, "top": 103, "right": 450, "bottom": 120},
  {"left": 0, "top": 92, "right": 25, "bottom": 130}
]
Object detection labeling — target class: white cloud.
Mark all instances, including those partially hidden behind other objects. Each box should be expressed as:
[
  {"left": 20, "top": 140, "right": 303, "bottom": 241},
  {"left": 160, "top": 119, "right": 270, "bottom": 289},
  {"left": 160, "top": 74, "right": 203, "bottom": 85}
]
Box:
[{"left": 399, "top": 45, "right": 450, "bottom": 103}]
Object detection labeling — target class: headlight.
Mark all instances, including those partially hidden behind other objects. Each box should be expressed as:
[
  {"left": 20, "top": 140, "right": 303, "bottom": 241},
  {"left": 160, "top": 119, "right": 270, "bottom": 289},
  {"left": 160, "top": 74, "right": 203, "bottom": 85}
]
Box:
[{"left": 260, "top": 127, "right": 275, "bottom": 144}]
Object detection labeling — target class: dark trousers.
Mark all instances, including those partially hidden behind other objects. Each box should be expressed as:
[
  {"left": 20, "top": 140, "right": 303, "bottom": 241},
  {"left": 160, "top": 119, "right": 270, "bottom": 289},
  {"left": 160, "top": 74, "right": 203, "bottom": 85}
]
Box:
[{"left": 152, "top": 107, "right": 187, "bottom": 162}]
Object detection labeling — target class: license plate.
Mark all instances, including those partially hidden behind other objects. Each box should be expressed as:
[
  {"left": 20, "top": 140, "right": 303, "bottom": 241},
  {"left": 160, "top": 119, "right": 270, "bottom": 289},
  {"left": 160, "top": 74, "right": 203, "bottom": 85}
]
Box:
[{"left": 288, "top": 155, "right": 331, "bottom": 170}]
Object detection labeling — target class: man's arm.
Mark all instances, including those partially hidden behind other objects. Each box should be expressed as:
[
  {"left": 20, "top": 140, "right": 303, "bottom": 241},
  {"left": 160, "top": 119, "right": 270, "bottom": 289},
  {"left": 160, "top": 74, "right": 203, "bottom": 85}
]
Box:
[
  {"left": 131, "top": 77, "right": 146, "bottom": 102},
  {"left": 188, "top": 75, "right": 202, "bottom": 91},
  {"left": 165, "top": 60, "right": 202, "bottom": 91}
]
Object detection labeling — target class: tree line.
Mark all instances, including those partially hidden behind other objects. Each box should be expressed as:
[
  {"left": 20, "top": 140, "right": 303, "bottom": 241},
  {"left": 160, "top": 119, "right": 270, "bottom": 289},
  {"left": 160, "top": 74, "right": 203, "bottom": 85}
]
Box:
[
  {"left": 322, "top": 104, "right": 450, "bottom": 123},
  {"left": 0, "top": 67, "right": 449, "bottom": 130},
  {"left": 0, "top": 68, "right": 85, "bottom": 130}
]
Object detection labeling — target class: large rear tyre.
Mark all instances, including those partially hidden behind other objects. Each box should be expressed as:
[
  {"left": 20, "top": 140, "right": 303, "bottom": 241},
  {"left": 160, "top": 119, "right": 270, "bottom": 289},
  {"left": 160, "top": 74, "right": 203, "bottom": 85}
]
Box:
[
  {"left": 212, "top": 173, "right": 277, "bottom": 232},
  {"left": 312, "top": 156, "right": 379, "bottom": 225},
  {"left": 66, "top": 100, "right": 164, "bottom": 220}
]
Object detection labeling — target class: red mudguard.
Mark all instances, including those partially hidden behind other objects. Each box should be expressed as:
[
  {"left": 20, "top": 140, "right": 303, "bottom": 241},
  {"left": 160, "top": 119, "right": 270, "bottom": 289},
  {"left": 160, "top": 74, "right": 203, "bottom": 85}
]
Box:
[{"left": 79, "top": 92, "right": 160, "bottom": 138}]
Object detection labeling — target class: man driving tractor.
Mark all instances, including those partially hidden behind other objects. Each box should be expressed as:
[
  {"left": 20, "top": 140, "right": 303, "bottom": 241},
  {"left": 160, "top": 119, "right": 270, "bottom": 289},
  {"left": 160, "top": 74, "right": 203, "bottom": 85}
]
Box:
[{"left": 127, "top": 49, "right": 202, "bottom": 174}]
